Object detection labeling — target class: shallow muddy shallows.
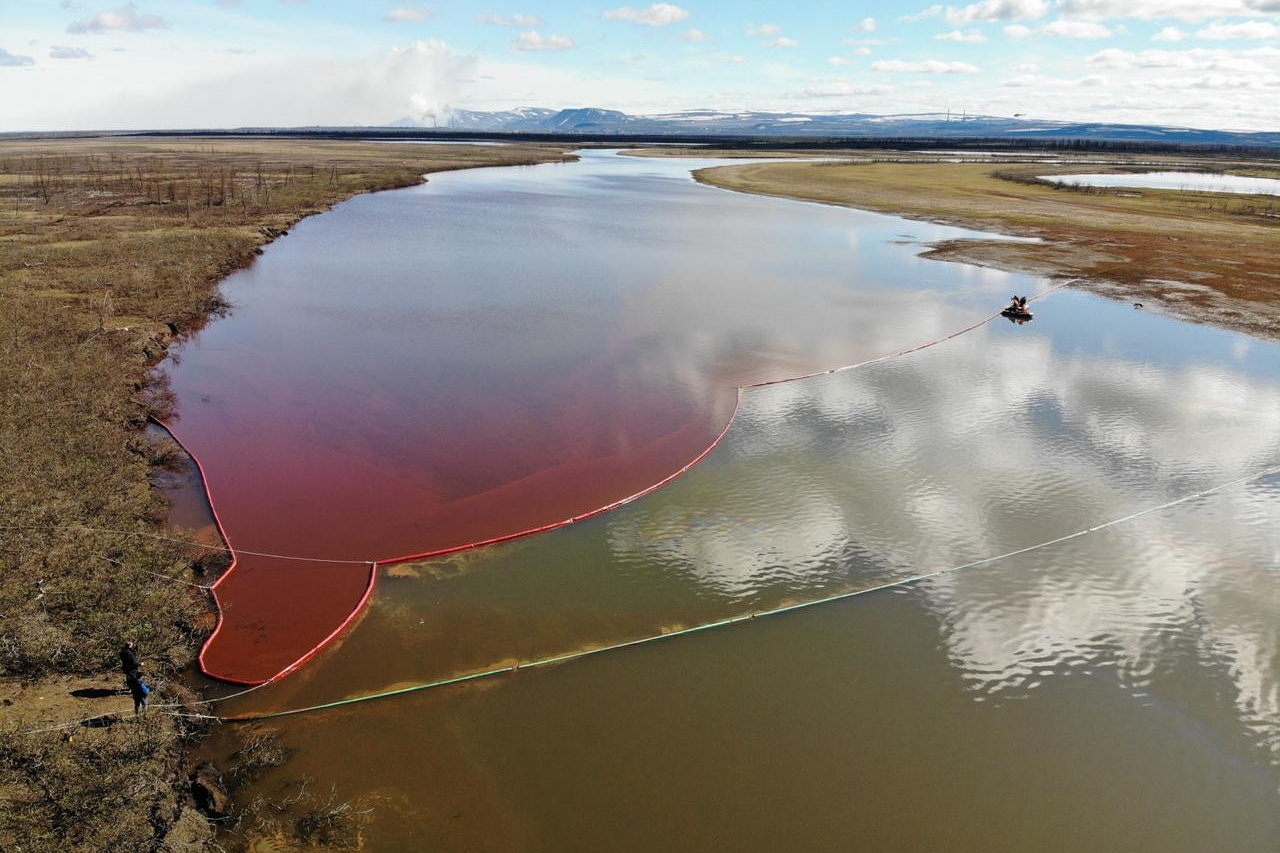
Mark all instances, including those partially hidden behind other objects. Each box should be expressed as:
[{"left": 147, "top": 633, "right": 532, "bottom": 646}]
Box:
[{"left": 172, "top": 151, "right": 1279, "bottom": 851}]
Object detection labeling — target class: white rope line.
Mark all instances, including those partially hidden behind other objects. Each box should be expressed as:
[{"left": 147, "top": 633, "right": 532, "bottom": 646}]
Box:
[
  {"left": 760, "top": 461, "right": 1280, "bottom": 617},
  {"left": 21, "top": 459, "right": 1278, "bottom": 732},
  {"left": 218, "top": 459, "right": 1280, "bottom": 723},
  {"left": 14, "top": 677, "right": 277, "bottom": 735},
  {"left": 0, "top": 523, "right": 371, "bottom": 565},
  {"left": 93, "top": 554, "right": 216, "bottom": 590}
]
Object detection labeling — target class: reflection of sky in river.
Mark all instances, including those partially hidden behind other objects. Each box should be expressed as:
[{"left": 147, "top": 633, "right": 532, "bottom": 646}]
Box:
[
  {"left": 605, "top": 292, "right": 1280, "bottom": 759},
  {"left": 207, "top": 154, "right": 1280, "bottom": 850},
  {"left": 244, "top": 287, "right": 1280, "bottom": 773}
]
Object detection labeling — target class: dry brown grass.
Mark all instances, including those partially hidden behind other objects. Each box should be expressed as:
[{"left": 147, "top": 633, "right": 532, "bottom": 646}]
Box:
[
  {"left": 695, "top": 158, "right": 1280, "bottom": 338},
  {"left": 0, "top": 136, "right": 572, "bottom": 852}
]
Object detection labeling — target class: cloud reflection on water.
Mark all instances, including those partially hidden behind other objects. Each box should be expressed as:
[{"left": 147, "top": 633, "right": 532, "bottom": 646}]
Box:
[{"left": 605, "top": 307, "right": 1280, "bottom": 759}]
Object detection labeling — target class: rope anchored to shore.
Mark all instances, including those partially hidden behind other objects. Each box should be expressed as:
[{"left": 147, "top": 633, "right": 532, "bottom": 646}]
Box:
[
  {"left": 17, "top": 278, "right": 1278, "bottom": 730},
  {"left": 218, "top": 458, "right": 1279, "bottom": 723}
]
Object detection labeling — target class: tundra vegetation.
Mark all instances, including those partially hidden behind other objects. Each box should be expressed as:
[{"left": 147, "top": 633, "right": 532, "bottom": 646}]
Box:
[{"left": 0, "top": 137, "right": 572, "bottom": 851}]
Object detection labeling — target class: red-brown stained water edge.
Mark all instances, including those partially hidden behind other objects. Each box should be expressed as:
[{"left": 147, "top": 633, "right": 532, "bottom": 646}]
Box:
[{"left": 170, "top": 151, "right": 1011, "bottom": 683}]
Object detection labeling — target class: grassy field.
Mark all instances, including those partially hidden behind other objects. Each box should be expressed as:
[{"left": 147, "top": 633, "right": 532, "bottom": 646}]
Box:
[
  {"left": 693, "top": 158, "right": 1280, "bottom": 338},
  {"left": 0, "top": 136, "right": 572, "bottom": 852}
]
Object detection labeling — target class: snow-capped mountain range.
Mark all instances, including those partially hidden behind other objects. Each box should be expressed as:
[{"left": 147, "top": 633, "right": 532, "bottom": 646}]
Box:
[{"left": 386, "top": 107, "right": 1280, "bottom": 146}]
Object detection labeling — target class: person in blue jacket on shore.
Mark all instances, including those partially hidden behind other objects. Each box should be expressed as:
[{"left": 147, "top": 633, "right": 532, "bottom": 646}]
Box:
[{"left": 125, "top": 670, "right": 151, "bottom": 714}]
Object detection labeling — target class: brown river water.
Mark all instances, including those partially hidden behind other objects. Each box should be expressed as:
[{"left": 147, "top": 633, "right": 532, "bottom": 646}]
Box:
[{"left": 165, "top": 151, "right": 1279, "bottom": 850}]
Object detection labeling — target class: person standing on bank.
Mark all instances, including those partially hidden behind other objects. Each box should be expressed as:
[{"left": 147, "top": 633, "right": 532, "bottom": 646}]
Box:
[
  {"left": 120, "top": 639, "right": 150, "bottom": 712},
  {"left": 125, "top": 669, "right": 150, "bottom": 714},
  {"left": 120, "top": 640, "right": 141, "bottom": 681}
]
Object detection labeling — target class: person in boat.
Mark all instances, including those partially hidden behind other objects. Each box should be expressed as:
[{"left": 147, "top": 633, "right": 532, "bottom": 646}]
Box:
[{"left": 1007, "top": 296, "right": 1026, "bottom": 315}]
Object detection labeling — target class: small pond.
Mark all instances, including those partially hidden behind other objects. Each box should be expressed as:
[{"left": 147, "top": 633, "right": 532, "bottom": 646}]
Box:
[{"left": 1040, "top": 171, "right": 1280, "bottom": 195}]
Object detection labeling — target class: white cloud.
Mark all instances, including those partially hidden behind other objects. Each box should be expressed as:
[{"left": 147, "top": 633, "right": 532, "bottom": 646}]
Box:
[
  {"left": 476, "top": 13, "right": 543, "bottom": 28},
  {"left": 945, "top": 0, "right": 1048, "bottom": 26},
  {"left": 854, "top": 46, "right": 873, "bottom": 55},
  {"left": 512, "top": 30, "right": 575, "bottom": 51},
  {"left": 1085, "top": 46, "right": 1273, "bottom": 73},
  {"left": 680, "top": 28, "right": 711, "bottom": 42},
  {"left": 1001, "top": 72, "right": 1108, "bottom": 86},
  {"left": 855, "top": 17, "right": 878, "bottom": 32},
  {"left": 762, "top": 37, "right": 799, "bottom": 49},
  {"left": 746, "top": 23, "right": 782, "bottom": 36},
  {"left": 1003, "top": 20, "right": 1115, "bottom": 38},
  {"left": 0, "top": 47, "right": 36, "bottom": 66},
  {"left": 786, "top": 80, "right": 892, "bottom": 98},
  {"left": 383, "top": 7, "right": 428, "bottom": 23},
  {"left": 826, "top": 56, "right": 851, "bottom": 65},
  {"left": 603, "top": 4, "right": 690, "bottom": 26},
  {"left": 843, "top": 37, "right": 901, "bottom": 46},
  {"left": 1149, "top": 72, "right": 1270, "bottom": 89},
  {"left": 1196, "top": 20, "right": 1280, "bottom": 40},
  {"left": 1057, "top": 0, "right": 1265, "bottom": 22},
  {"left": 1087, "top": 48, "right": 1166, "bottom": 68},
  {"left": 1041, "top": 20, "right": 1114, "bottom": 38},
  {"left": 1153, "top": 27, "right": 1187, "bottom": 42},
  {"left": 873, "top": 58, "right": 980, "bottom": 72},
  {"left": 49, "top": 45, "right": 94, "bottom": 59},
  {"left": 900, "top": 5, "right": 943, "bottom": 22},
  {"left": 936, "top": 29, "right": 989, "bottom": 42},
  {"left": 66, "top": 3, "right": 167, "bottom": 34},
  {"left": 1012, "top": 61, "right": 1038, "bottom": 71},
  {"left": 14, "top": 38, "right": 472, "bottom": 130}
]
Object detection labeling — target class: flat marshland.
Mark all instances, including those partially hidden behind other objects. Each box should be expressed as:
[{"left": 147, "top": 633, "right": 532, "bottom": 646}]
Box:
[
  {"left": 0, "top": 136, "right": 572, "bottom": 852},
  {"left": 691, "top": 155, "right": 1280, "bottom": 337}
]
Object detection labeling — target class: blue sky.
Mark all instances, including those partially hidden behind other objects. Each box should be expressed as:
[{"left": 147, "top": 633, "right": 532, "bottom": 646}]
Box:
[{"left": 3, "top": 1, "right": 1278, "bottom": 131}]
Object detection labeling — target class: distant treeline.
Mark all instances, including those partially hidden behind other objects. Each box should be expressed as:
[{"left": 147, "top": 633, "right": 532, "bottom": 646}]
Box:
[
  {"left": 147, "top": 129, "right": 1280, "bottom": 158},
  {"left": 4, "top": 127, "right": 1277, "bottom": 158}
]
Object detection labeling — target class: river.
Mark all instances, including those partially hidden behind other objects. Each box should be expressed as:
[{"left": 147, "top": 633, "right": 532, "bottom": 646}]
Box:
[{"left": 168, "top": 150, "right": 1279, "bottom": 850}]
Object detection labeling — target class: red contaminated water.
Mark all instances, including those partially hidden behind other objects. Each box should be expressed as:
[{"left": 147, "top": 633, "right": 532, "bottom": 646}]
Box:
[
  {"left": 177, "top": 367, "right": 736, "bottom": 683},
  {"left": 166, "top": 152, "right": 1004, "bottom": 684}
]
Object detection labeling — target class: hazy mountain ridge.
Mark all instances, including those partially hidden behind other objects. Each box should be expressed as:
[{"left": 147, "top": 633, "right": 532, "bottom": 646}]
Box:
[{"left": 390, "top": 107, "right": 1280, "bottom": 146}]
